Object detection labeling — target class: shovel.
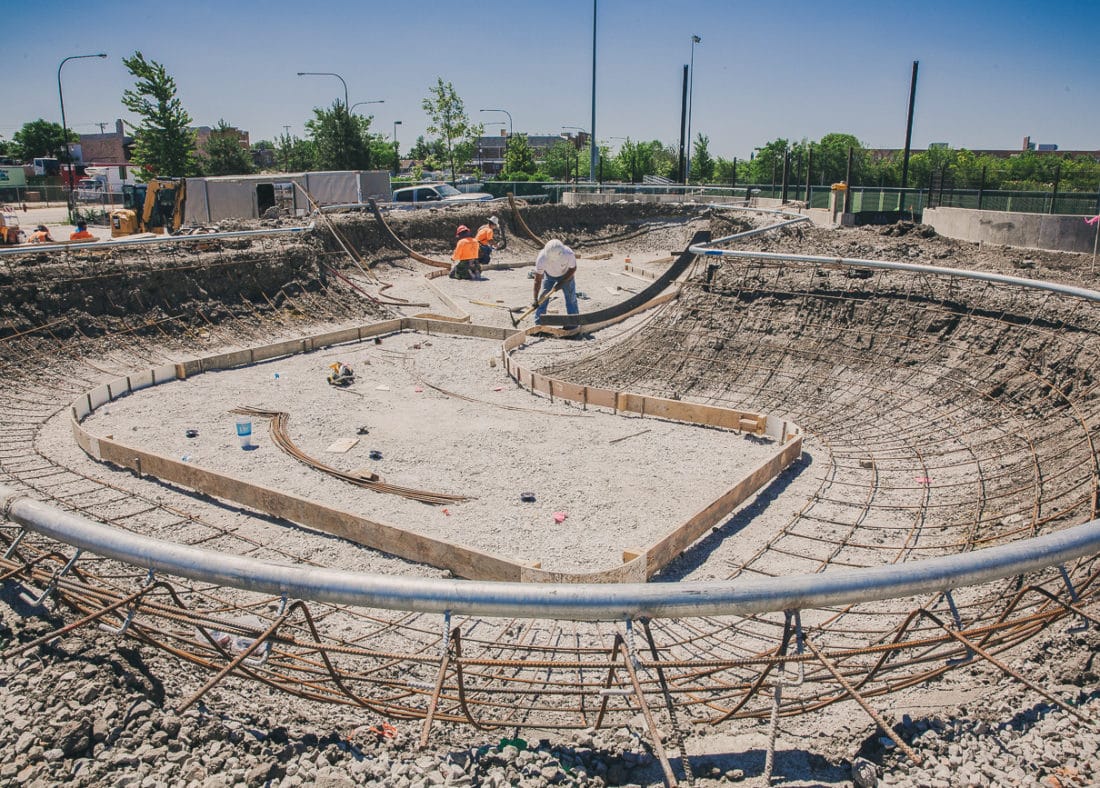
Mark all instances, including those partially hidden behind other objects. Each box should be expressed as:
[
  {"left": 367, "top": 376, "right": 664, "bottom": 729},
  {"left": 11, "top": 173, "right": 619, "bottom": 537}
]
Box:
[{"left": 509, "top": 284, "right": 562, "bottom": 328}]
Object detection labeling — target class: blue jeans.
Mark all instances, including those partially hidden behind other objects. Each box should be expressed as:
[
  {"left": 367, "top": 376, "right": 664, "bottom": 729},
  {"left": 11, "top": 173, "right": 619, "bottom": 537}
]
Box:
[{"left": 535, "top": 273, "right": 579, "bottom": 324}]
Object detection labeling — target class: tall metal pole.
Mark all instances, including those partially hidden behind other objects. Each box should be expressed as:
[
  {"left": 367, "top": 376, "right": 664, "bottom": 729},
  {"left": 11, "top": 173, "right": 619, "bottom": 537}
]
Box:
[
  {"left": 58, "top": 53, "right": 107, "bottom": 215},
  {"left": 393, "top": 120, "right": 402, "bottom": 175},
  {"left": 678, "top": 65, "right": 688, "bottom": 185},
  {"left": 805, "top": 145, "right": 813, "bottom": 206},
  {"left": 686, "top": 35, "right": 701, "bottom": 182},
  {"left": 900, "top": 60, "right": 919, "bottom": 190},
  {"left": 781, "top": 149, "right": 790, "bottom": 204},
  {"left": 589, "top": 0, "right": 598, "bottom": 182},
  {"left": 297, "top": 72, "right": 348, "bottom": 109}
]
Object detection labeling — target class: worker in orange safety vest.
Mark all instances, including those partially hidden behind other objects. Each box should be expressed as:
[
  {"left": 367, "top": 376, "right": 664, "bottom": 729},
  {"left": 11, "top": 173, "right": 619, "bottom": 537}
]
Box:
[
  {"left": 449, "top": 225, "right": 480, "bottom": 280},
  {"left": 30, "top": 225, "right": 54, "bottom": 243},
  {"left": 475, "top": 215, "right": 500, "bottom": 270},
  {"left": 69, "top": 221, "right": 96, "bottom": 242}
]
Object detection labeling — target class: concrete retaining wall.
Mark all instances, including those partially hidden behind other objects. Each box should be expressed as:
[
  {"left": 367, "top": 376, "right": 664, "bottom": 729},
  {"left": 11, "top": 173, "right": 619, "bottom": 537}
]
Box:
[{"left": 924, "top": 206, "right": 1099, "bottom": 254}]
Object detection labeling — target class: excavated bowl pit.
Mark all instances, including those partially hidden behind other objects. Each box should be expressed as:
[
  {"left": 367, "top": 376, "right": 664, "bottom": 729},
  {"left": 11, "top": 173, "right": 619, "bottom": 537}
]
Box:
[{"left": 0, "top": 202, "right": 1097, "bottom": 786}]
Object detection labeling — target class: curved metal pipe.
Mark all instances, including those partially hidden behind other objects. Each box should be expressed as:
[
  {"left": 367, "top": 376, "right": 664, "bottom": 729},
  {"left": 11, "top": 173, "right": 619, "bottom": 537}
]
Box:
[
  {"left": 688, "top": 245, "right": 1100, "bottom": 304},
  {"left": 2, "top": 485, "right": 1097, "bottom": 622}
]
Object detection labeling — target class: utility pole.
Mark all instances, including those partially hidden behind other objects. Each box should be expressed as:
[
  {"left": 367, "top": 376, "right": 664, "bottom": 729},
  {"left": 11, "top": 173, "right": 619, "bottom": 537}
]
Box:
[
  {"left": 678, "top": 65, "right": 688, "bottom": 185},
  {"left": 900, "top": 60, "right": 919, "bottom": 190},
  {"left": 589, "top": 0, "right": 598, "bottom": 182}
]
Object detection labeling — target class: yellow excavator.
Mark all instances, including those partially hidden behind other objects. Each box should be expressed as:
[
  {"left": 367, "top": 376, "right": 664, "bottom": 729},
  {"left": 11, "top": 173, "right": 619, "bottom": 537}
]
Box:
[{"left": 110, "top": 178, "right": 186, "bottom": 237}]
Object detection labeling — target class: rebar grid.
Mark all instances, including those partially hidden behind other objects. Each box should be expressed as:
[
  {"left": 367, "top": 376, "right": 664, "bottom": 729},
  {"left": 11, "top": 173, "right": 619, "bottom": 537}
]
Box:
[{"left": 1, "top": 225, "right": 1098, "bottom": 746}]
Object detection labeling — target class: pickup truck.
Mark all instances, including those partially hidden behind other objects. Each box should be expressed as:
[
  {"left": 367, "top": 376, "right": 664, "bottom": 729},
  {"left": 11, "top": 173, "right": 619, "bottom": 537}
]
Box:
[{"left": 390, "top": 182, "right": 493, "bottom": 205}]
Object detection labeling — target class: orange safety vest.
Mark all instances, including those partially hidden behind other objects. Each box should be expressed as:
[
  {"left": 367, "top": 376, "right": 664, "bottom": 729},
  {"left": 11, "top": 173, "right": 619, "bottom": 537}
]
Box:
[
  {"left": 70, "top": 230, "right": 95, "bottom": 241},
  {"left": 452, "top": 237, "right": 480, "bottom": 261},
  {"left": 476, "top": 225, "right": 494, "bottom": 245},
  {"left": 31, "top": 230, "right": 51, "bottom": 243}
]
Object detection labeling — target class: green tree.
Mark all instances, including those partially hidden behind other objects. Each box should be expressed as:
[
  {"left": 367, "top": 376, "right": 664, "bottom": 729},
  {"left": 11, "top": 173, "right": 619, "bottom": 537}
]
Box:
[
  {"left": 421, "top": 78, "right": 481, "bottom": 182},
  {"left": 812, "top": 133, "right": 865, "bottom": 185},
  {"left": 305, "top": 101, "right": 373, "bottom": 170},
  {"left": 503, "top": 135, "right": 538, "bottom": 177},
  {"left": 539, "top": 139, "right": 581, "bottom": 180},
  {"left": 613, "top": 140, "right": 640, "bottom": 183},
  {"left": 10, "top": 119, "right": 75, "bottom": 162},
  {"left": 746, "top": 139, "right": 789, "bottom": 186},
  {"left": 408, "top": 135, "right": 440, "bottom": 161},
  {"left": 276, "top": 132, "right": 316, "bottom": 173},
  {"left": 202, "top": 119, "right": 254, "bottom": 176},
  {"left": 121, "top": 52, "right": 199, "bottom": 179},
  {"left": 368, "top": 133, "right": 399, "bottom": 173},
  {"left": 690, "top": 133, "right": 714, "bottom": 183},
  {"left": 714, "top": 157, "right": 740, "bottom": 184}
]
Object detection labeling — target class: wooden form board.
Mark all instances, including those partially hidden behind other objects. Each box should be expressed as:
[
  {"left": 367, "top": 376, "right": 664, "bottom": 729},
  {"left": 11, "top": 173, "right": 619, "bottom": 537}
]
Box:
[
  {"left": 641, "top": 437, "right": 803, "bottom": 577},
  {"left": 69, "top": 313, "right": 805, "bottom": 583},
  {"left": 84, "top": 432, "right": 526, "bottom": 582}
]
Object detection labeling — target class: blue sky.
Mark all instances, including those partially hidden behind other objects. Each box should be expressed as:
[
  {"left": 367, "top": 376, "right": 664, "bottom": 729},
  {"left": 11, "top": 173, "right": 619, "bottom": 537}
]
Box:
[{"left": 5, "top": 0, "right": 1098, "bottom": 159}]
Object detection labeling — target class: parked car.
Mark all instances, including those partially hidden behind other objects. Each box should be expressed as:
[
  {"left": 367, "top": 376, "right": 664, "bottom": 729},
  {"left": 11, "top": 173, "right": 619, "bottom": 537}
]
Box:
[{"left": 391, "top": 182, "right": 493, "bottom": 205}]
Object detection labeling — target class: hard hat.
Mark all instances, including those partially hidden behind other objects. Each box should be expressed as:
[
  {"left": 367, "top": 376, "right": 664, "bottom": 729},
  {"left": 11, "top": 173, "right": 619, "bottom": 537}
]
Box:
[
  {"left": 488, "top": 216, "right": 499, "bottom": 226},
  {"left": 456, "top": 225, "right": 470, "bottom": 237}
]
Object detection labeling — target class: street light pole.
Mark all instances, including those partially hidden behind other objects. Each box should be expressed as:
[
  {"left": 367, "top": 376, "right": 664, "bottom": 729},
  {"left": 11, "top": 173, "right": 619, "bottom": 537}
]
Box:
[
  {"left": 590, "top": 0, "right": 598, "bottom": 182},
  {"left": 479, "top": 108, "right": 512, "bottom": 139},
  {"left": 58, "top": 52, "right": 107, "bottom": 215},
  {"left": 392, "top": 120, "right": 402, "bottom": 175},
  {"left": 297, "top": 71, "right": 349, "bottom": 109},
  {"left": 349, "top": 100, "right": 384, "bottom": 114},
  {"left": 686, "top": 35, "right": 701, "bottom": 183},
  {"left": 480, "top": 110, "right": 513, "bottom": 177}
]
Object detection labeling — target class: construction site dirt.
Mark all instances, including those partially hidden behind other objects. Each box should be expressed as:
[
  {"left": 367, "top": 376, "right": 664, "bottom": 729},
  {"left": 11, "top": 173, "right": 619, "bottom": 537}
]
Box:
[{"left": 0, "top": 201, "right": 1097, "bottom": 787}]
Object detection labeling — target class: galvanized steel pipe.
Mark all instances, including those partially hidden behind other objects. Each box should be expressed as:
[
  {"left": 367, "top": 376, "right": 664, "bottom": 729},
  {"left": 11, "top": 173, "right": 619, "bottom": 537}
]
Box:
[
  {"left": 688, "top": 245, "right": 1100, "bottom": 304},
  {"left": 2, "top": 485, "right": 1097, "bottom": 622}
]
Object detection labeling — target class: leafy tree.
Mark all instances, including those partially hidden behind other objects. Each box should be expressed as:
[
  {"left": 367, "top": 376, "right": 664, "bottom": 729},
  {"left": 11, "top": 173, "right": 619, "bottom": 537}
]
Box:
[
  {"left": 503, "top": 135, "right": 537, "bottom": 177},
  {"left": 594, "top": 144, "right": 621, "bottom": 182},
  {"left": 648, "top": 141, "right": 679, "bottom": 180},
  {"left": 714, "top": 157, "right": 740, "bottom": 184},
  {"left": 202, "top": 119, "right": 254, "bottom": 176},
  {"left": 305, "top": 101, "right": 373, "bottom": 170},
  {"left": 407, "top": 135, "right": 440, "bottom": 161},
  {"left": 276, "top": 132, "right": 317, "bottom": 173},
  {"left": 0, "top": 135, "right": 8, "bottom": 158},
  {"left": 368, "top": 133, "right": 399, "bottom": 173},
  {"left": 540, "top": 139, "right": 581, "bottom": 180},
  {"left": 690, "top": 134, "right": 714, "bottom": 183},
  {"left": 746, "top": 138, "right": 789, "bottom": 186},
  {"left": 10, "top": 119, "right": 75, "bottom": 162},
  {"left": 614, "top": 139, "right": 643, "bottom": 183},
  {"left": 421, "top": 78, "right": 481, "bottom": 182},
  {"left": 812, "top": 133, "right": 865, "bottom": 185},
  {"left": 121, "top": 52, "right": 199, "bottom": 179}
]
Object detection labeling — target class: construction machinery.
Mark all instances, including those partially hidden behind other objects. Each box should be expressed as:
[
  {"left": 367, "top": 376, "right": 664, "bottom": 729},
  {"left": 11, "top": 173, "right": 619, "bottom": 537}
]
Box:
[
  {"left": 110, "top": 178, "right": 186, "bottom": 237},
  {"left": 0, "top": 211, "right": 26, "bottom": 245}
]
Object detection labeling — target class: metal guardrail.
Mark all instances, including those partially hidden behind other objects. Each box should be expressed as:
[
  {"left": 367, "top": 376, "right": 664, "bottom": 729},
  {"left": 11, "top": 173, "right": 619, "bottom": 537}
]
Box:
[{"left": 2, "top": 485, "right": 1098, "bottom": 621}]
